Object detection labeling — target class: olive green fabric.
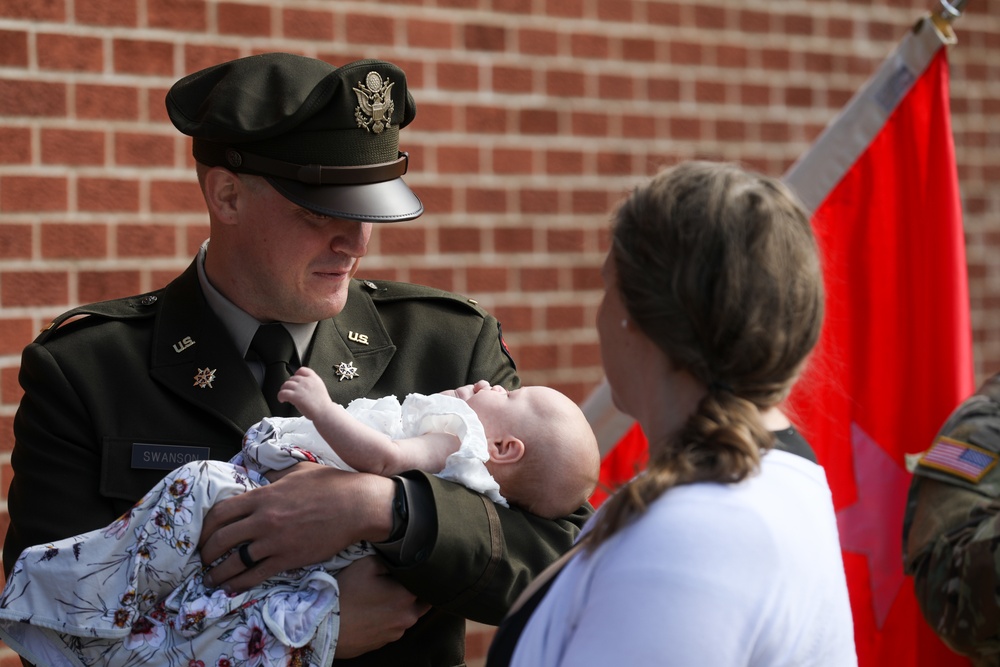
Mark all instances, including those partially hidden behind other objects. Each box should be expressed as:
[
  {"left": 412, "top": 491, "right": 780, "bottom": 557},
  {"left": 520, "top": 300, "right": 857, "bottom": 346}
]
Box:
[
  {"left": 5, "top": 261, "right": 591, "bottom": 666},
  {"left": 903, "top": 373, "right": 1000, "bottom": 666}
]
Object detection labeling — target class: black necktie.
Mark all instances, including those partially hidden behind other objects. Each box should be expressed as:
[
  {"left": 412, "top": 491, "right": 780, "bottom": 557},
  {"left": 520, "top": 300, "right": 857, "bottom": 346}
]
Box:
[{"left": 247, "top": 323, "right": 298, "bottom": 416}]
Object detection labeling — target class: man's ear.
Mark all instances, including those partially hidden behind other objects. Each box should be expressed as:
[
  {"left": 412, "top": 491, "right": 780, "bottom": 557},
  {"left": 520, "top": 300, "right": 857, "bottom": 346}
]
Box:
[
  {"left": 488, "top": 436, "right": 525, "bottom": 464},
  {"left": 203, "top": 167, "right": 241, "bottom": 225}
]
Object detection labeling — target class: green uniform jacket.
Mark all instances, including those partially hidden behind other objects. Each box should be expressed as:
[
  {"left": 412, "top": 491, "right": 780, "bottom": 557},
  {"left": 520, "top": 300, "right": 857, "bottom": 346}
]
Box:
[
  {"left": 4, "top": 261, "right": 592, "bottom": 667},
  {"left": 903, "top": 373, "right": 1000, "bottom": 666}
]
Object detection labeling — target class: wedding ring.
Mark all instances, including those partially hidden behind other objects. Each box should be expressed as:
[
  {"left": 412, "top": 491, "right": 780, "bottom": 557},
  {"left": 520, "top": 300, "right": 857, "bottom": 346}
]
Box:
[{"left": 238, "top": 542, "right": 257, "bottom": 569}]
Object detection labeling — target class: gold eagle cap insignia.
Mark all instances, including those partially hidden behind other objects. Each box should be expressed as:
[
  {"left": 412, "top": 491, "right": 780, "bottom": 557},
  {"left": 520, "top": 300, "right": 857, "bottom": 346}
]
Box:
[{"left": 354, "top": 71, "right": 395, "bottom": 134}]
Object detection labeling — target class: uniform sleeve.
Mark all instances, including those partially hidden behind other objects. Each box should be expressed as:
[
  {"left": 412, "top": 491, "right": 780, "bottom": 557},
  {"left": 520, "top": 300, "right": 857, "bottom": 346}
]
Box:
[
  {"left": 903, "top": 374, "right": 1000, "bottom": 658},
  {"left": 3, "top": 343, "right": 119, "bottom": 576}
]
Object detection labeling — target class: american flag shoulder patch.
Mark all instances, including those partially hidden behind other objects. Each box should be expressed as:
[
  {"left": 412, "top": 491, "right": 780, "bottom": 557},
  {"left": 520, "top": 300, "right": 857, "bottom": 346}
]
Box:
[{"left": 917, "top": 436, "right": 999, "bottom": 483}]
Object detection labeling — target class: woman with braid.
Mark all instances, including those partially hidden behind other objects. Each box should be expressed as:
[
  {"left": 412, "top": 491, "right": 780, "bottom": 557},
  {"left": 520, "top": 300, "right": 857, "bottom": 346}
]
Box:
[{"left": 487, "top": 161, "right": 857, "bottom": 666}]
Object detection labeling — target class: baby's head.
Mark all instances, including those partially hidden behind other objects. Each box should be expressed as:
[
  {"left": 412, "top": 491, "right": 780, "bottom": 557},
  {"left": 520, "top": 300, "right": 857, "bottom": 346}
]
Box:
[{"left": 458, "top": 382, "right": 600, "bottom": 519}]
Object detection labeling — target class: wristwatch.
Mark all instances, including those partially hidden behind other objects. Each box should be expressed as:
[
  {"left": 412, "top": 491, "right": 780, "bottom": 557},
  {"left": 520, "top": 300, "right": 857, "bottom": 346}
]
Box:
[{"left": 388, "top": 476, "right": 409, "bottom": 542}]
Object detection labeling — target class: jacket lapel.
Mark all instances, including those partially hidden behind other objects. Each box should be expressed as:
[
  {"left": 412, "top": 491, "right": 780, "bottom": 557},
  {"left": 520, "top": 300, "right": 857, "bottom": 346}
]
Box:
[
  {"left": 149, "top": 262, "right": 267, "bottom": 433},
  {"left": 306, "top": 280, "right": 396, "bottom": 405}
]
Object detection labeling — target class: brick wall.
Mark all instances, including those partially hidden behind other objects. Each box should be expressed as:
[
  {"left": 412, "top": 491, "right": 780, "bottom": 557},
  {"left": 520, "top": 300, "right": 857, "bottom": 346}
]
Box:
[{"left": 1, "top": 0, "right": 998, "bottom": 664}]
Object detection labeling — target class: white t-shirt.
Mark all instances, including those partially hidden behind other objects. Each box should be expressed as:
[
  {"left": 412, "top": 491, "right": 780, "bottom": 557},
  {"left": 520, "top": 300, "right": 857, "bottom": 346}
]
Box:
[{"left": 510, "top": 448, "right": 857, "bottom": 667}]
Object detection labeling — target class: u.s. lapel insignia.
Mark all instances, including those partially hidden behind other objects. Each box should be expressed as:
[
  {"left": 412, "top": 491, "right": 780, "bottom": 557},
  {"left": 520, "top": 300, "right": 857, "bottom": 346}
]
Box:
[
  {"left": 354, "top": 72, "right": 395, "bottom": 134},
  {"left": 193, "top": 368, "right": 217, "bottom": 389},
  {"left": 349, "top": 330, "right": 369, "bottom": 345},
  {"left": 335, "top": 361, "right": 361, "bottom": 382}
]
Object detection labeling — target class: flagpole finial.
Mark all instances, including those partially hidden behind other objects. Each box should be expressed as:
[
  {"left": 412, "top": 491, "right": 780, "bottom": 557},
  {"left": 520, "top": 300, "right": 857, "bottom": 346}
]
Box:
[{"left": 936, "top": 0, "right": 967, "bottom": 22}]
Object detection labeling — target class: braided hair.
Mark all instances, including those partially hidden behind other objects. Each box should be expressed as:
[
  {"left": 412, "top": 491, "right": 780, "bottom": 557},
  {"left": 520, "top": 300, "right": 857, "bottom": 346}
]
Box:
[{"left": 588, "top": 161, "right": 824, "bottom": 548}]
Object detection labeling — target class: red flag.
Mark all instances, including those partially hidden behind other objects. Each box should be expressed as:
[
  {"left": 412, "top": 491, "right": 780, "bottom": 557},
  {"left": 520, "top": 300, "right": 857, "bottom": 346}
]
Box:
[
  {"left": 783, "top": 15, "right": 973, "bottom": 667},
  {"left": 584, "top": 13, "right": 974, "bottom": 666}
]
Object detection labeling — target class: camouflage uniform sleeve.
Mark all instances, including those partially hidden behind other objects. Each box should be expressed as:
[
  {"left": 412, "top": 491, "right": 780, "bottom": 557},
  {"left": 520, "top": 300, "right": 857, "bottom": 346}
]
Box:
[{"left": 902, "top": 373, "right": 1000, "bottom": 660}]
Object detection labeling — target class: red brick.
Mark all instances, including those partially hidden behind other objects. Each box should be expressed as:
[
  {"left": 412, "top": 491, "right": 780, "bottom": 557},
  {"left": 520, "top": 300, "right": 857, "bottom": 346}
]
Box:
[
  {"left": 516, "top": 343, "right": 560, "bottom": 371},
  {"left": 0, "top": 79, "right": 66, "bottom": 117},
  {"left": 407, "top": 18, "right": 454, "bottom": 49},
  {"left": 518, "top": 267, "right": 559, "bottom": 292},
  {"left": 493, "top": 0, "right": 531, "bottom": 12},
  {"left": 183, "top": 45, "right": 243, "bottom": 75},
  {"left": 1, "top": 0, "right": 64, "bottom": 20},
  {"left": 411, "top": 185, "right": 454, "bottom": 214},
  {"left": 78, "top": 270, "right": 141, "bottom": 303},
  {"left": 571, "top": 112, "right": 609, "bottom": 137},
  {"left": 669, "top": 40, "right": 704, "bottom": 66},
  {"left": 518, "top": 28, "right": 559, "bottom": 56},
  {"left": 649, "top": 76, "right": 681, "bottom": 101},
  {"left": 0, "top": 318, "right": 32, "bottom": 355},
  {"left": 670, "top": 116, "right": 702, "bottom": 139},
  {"left": 41, "top": 223, "right": 108, "bottom": 258},
  {"left": 464, "top": 105, "right": 507, "bottom": 134},
  {"left": 492, "top": 148, "right": 533, "bottom": 175},
  {"left": 437, "top": 62, "right": 478, "bottom": 91},
  {"left": 598, "top": 0, "right": 632, "bottom": 21},
  {"left": 717, "top": 119, "right": 747, "bottom": 142},
  {"left": 572, "top": 189, "right": 611, "bottom": 214},
  {"left": 622, "top": 114, "right": 655, "bottom": 139},
  {"left": 465, "top": 24, "right": 506, "bottom": 52},
  {"left": 784, "top": 86, "right": 814, "bottom": 108},
  {"left": 117, "top": 224, "right": 177, "bottom": 257},
  {"left": 438, "top": 145, "right": 480, "bottom": 174},
  {"left": 344, "top": 12, "right": 396, "bottom": 45},
  {"left": 149, "top": 0, "right": 207, "bottom": 31},
  {"left": 545, "top": 0, "right": 583, "bottom": 18},
  {"left": 150, "top": 180, "right": 205, "bottom": 213},
  {"left": 547, "top": 229, "right": 585, "bottom": 252},
  {"left": 648, "top": 1, "right": 681, "bottom": 26},
  {"left": 695, "top": 4, "right": 727, "bottom": 29},
  {"left": 518, "top": 108, "right": 558, "bottom": 135},
  {"left": 570, "top": 33, "right": 609, "bottom": 59},
  {"left": 438, "top": 226, "right": 483, "bottom": 253},
  {"left": 114, "top": 132, "right": 174, "bottom": 166},
  {"left": 494, "top": 227, "right": 534, "bottom": 253},
  {"left": 467, "top": 266, "right": 508, "bottom": 293},
  {"left": 0, "top": 30, "right": 28, "bottom": 66},
  {"left": 408, "top": 268, "right": 455, "bottom": 292},
  {"left": 75, "top": 0, "right": 137, "bottom": 25},
  {"left": 76, "top": 84, "right": 139, "bottom": 120},
  {"left": 622, "top": 37, "right": 655, "bottom": 61},
  {"left": 520, "top": 189, "right": 559, "bottom": 214},
  {"left": 1, "top": 370, "right": 23, "bottom": 408},
  {"left": 572, "top": 265, "right": 603, "bottom": 290},
  {"left": 570, "top": 341, "right": 601, "bottom": 367},
  {"left": 218, "top": 2, "right": 271, "bottom": 36},
  {"left": 1, "top": 271, "right": 69, "bottom": 307},
  {"left": 0, "top": 225, "right": 31, "bottom": 259},
  {"left": 185, "top": 224, "right": 211, "bottom": 254},
  {"left": 492, "top": 304, "right": 532, "bottom": 332},
  {"left": 467, "top": 188, "right": 507, "bottom": 213},
  {"left": 282, "top": 8, "right": 334, "bottom": 40},
  {"left": 597, "top": 74, "right": 634, "bottom": 100},
  {"left": 113, "top": 39, "right": 174, "bottom": 76},
  {"left": 78, "top": 178, "right": 140, "bottom": 212},
  {"left": 0, "top": 415, "right": 14, "bottom": 452},
  {"left": 146, "top": 87, "right": 174, "bottom": 125},
  {"left": 545, "top": 69, "right": 585, "bottom": 97},
  {"left": 492, "top": 65, "right": 534, "bottom": 94},
  {"left": 41, "top": 129, "right": 106, "bottom": 166},
  {"left": 762, "top": 47, "right": 791, "bottom": 71},
  {"left": 597, "top": 151, "right": 633, "bottom": 175},
  {"left": 740, "top": 83, "right": 772, "bottom": 106},
  {"left": 545, "top": 150, "right": 584, "bottom": 175},
  {"left": 380, "top": 227, "right": 427, "bottom": 255},
  {"left": 0, "top": 177, "right": 67, "bottom": 212},
  {"left": 37, "top": 33, "right": 103, "bottom": 71},
  {"left": 695, "top": 80, "right": 726, "bottom": 104},
  {"left": 0, "top": 128, "right": 30, "bottom": 163},
  {"left": 546, "top": 304, "right": 586, "bottom": 329}
]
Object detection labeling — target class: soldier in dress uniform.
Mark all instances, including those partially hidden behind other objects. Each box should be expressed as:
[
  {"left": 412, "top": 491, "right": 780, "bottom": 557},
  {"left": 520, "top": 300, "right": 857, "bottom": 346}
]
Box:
[
  {"left": 904, "top": 373, "right": 1000, "bottom": 666},
  {"left": 3, "top": 53, "right": 590, "bottom": 666}
]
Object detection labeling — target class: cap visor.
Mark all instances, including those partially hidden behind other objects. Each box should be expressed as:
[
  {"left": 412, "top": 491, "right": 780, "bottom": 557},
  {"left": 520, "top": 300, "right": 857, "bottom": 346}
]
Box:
[{"left": 265, "top": 176, "right": 423, "bottom": 223}]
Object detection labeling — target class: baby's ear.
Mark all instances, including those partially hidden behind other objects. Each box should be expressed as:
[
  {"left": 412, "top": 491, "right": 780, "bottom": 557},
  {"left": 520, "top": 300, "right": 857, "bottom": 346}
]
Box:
[{"left": 488, "top": 436, "right": 525, "bottom": 464}]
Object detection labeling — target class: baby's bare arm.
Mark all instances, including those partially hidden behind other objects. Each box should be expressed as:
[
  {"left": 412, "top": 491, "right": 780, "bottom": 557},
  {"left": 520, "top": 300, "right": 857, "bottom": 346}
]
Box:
[{"left": 278, "top": 368, "right": 460, "bottom": 476}]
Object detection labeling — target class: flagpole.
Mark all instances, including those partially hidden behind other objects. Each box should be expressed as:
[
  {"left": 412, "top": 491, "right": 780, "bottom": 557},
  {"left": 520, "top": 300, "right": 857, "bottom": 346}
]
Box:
[{"left": 932, "top": 0, "right": 967, "bottom": 37}]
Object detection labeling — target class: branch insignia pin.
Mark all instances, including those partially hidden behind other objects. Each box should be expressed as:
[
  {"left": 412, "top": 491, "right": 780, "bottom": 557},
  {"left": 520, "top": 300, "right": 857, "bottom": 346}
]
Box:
[
  {"left": 193, "top": 368, "right": 217, "bottom": 389},
  {"left": 335, "top": 361, "right": 361, "bottom": 382}
]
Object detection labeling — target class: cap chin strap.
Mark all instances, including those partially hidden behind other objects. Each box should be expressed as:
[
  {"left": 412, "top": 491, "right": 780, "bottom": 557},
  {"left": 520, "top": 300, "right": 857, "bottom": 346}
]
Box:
[{"left": 193, "top": 140, "right": 409, "bottom": 185}]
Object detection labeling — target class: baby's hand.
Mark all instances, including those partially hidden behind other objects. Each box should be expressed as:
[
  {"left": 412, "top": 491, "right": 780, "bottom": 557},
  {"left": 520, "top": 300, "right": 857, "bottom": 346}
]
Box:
[
  {"left": 442, "top": 380, "right": 490, "bottom": 401},
  {"left": 278, "top": 367, "right": 332, "bottom": 419}
]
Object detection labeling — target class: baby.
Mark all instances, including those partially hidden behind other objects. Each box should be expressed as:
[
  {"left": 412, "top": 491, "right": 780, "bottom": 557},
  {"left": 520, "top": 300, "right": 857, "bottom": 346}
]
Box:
[{"left": 0, "top": 369, "right": 599, "bottom": 667}]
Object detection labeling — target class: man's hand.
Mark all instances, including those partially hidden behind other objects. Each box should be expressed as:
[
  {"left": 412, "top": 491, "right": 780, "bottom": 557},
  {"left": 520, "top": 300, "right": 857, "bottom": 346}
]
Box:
[
  {"left": 334, "top": 557, "right": 432, "bottom": 658},
  {"left": 199, "top": 462, "right": 395, "bottom": 592}
]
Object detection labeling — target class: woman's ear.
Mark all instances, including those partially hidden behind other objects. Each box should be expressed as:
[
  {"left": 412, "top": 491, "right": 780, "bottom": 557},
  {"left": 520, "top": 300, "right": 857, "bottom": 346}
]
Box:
[
  {"left": 488, "top": 436, "right": 525, "bottom": 464},
  {"left": 203, "top": 167, "right": 241, "bottom": 225}
]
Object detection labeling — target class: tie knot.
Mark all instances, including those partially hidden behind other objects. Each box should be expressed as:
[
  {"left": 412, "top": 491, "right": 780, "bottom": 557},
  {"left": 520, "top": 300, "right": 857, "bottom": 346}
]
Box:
[{"left": 248, "top": 323, "right": 298, "bottom": 367}]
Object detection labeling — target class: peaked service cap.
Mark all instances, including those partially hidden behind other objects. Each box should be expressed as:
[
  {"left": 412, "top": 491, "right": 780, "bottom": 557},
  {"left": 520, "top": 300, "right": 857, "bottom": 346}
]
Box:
[{"left": 165, "top": 53, "right": 422, "bottom": 223}]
